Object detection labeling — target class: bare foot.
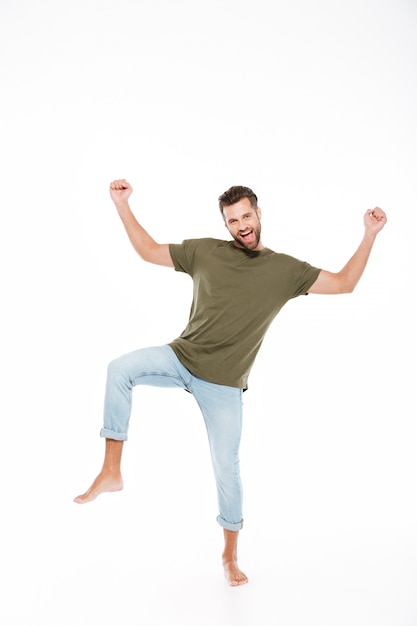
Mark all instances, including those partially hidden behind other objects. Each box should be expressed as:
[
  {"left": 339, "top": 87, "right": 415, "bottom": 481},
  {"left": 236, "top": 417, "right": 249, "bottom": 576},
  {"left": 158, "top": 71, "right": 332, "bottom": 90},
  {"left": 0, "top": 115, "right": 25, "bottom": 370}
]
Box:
[
  {"left": 223, "top": 560, "right": 249, "bottom": 587},
  {"left": 73, "top": 471, "right": 123, "bottom": 504}
]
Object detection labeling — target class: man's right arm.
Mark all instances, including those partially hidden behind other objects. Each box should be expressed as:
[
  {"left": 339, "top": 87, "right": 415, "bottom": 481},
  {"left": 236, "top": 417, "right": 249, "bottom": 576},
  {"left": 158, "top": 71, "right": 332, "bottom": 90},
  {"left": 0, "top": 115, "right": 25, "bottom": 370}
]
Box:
[{"left": 109, "top": 179, "right": 174, "bottom": 268}]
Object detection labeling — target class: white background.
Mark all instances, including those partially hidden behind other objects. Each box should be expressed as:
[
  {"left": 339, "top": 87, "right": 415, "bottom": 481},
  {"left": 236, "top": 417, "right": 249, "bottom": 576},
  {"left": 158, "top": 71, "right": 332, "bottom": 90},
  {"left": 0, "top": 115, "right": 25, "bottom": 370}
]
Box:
[{"left": 1, "top": 0, "right": 416, "bottom": 624}]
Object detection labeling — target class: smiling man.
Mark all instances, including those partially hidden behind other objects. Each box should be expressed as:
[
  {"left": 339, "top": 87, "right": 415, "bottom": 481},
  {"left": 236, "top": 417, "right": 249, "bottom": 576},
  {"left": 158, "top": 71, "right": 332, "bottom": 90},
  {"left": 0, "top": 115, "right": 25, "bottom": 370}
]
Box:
[
  {"left": 75, "top": 180, "right": 387, "bottom": 586},
  {"left": 223, "top": 194, "right": 263, "bottom": 250}
]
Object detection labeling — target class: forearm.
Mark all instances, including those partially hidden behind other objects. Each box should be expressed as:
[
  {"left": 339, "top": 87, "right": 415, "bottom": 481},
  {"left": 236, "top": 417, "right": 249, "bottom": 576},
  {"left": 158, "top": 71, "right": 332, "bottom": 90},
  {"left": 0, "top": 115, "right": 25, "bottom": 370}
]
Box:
[
  {"left": 337, "top": 231, "right": 377, "bottom": 292},
  {"left": 115, "top": 201, "right": 161, "bottom": 262}
]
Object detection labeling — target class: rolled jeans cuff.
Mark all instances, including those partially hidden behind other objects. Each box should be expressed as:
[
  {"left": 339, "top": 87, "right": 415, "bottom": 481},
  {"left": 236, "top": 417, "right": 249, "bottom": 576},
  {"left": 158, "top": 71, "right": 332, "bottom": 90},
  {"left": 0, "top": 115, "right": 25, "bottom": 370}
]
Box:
[
  {"left": 100, "top": 428, "right": 128, "bottom": 441},
  {"left": 217, "top": 515, "right": 244, "bottom": 531}
]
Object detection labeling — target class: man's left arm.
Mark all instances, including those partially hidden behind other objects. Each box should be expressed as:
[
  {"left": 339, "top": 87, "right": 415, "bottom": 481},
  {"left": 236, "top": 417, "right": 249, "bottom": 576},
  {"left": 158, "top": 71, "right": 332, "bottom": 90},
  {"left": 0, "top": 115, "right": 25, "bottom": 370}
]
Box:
[{"left": 308, "top": 207, "right": 387, "bottom": 295}]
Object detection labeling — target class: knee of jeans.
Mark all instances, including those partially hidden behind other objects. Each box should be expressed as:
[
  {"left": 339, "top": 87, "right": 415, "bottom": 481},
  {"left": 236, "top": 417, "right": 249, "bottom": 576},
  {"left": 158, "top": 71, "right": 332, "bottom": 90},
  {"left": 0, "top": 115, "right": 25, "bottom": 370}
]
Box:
[
  {"left": 212, "top": 450, "right": 240, "bottom": 480},
  {"left": 107, "top": 356, "right": 129, "bottom": 383}
]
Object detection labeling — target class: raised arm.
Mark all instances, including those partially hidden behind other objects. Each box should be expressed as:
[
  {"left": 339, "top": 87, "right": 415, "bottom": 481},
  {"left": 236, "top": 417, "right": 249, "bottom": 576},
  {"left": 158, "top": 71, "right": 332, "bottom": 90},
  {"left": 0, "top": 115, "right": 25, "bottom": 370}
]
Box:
[
  {"left": 308, "top": 207, "right": 387, "bottom": 294},
  {"left": 109, "top": 179, "right": 174, "bottom": 268}
]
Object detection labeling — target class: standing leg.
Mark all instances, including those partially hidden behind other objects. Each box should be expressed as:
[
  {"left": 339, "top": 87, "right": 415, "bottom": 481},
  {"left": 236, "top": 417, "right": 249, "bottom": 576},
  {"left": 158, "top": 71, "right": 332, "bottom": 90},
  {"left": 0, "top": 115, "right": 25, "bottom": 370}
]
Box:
[{"left": 192, "top": 378, "right": 248, "bottom": 586}]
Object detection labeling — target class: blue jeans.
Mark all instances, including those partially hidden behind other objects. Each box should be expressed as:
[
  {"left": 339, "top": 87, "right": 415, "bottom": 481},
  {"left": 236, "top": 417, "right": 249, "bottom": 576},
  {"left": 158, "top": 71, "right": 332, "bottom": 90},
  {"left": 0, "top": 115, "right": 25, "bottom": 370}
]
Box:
[{"left": 101, "top": 345, "right": 244, "bottom": 531}]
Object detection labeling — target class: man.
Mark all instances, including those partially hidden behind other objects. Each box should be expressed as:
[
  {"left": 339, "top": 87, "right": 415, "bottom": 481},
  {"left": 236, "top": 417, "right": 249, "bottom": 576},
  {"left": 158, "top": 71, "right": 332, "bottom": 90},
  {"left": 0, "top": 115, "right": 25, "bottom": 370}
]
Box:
[{"left": 74, "top": 179, "right": 387, "bottom": 586}]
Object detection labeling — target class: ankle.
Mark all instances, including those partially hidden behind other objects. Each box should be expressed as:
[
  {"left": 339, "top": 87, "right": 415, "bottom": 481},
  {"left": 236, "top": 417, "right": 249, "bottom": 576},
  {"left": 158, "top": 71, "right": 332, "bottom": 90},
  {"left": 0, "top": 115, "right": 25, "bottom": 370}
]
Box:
[{"left": 222, "top": 551, "right": 237, "bottom": 564}]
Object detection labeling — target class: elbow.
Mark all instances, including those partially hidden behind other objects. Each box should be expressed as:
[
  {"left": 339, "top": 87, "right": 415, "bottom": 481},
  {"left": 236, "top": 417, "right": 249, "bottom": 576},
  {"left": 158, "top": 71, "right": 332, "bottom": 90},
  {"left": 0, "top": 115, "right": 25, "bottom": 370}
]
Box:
[
  {"left": 344, "top": 285, "right": 355, "bottom": 294},
  {"left": 330, "top": 279, "right": 355, "bottom": 294},
  {"left": 337, "top": 272, "right": 357, "bottom": 294},
  {"left": 136, "top": 243, "right": 159, "bottom": 264},
  {"left": 139, "top": 251, "right": 153, "bottom": 263},
  {"left": 340, "top": 281, "right": 355, "bottom": 294}
]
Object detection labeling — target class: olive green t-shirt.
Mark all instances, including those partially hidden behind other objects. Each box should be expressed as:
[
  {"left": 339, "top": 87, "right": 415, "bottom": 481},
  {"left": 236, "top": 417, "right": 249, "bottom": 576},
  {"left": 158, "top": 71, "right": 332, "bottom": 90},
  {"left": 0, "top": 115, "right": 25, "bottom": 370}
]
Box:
[{"left": 169, "top": 238, "right": 321, "bottom": 389}]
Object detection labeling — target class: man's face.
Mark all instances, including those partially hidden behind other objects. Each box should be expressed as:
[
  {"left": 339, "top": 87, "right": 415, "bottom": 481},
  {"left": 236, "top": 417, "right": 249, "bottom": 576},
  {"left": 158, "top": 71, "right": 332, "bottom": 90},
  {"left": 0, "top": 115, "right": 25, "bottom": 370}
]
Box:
[{"left": 223, "top": 197, "right": 264, "bottom": 251}]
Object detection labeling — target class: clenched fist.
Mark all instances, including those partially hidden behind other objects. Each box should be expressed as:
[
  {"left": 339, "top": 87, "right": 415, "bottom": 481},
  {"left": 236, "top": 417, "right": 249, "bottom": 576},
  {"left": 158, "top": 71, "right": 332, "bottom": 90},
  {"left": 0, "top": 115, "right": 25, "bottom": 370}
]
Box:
[
  {"left": 109, "top": 179, "right": 133, "bottom": 207},
  {"left": 364, "top": 207, "right": 387, "bottom": 236}
]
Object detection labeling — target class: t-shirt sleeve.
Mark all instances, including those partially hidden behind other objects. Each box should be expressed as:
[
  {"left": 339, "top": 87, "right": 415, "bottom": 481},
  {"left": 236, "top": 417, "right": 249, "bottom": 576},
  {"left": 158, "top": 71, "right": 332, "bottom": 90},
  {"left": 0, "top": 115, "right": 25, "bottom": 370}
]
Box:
[
  {"left": 290, "top": 260, "right": 322, "bottom": 297},
  {"left": 169, "top": 240, "right": 199, "bottom": 275}
]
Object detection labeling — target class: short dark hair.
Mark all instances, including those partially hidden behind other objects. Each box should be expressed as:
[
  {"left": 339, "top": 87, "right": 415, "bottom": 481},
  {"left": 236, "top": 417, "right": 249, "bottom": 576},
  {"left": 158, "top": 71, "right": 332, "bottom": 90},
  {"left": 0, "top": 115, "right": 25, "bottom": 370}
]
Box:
[{"left": 218, "top": 185, "right": 258, "bottom": 217}]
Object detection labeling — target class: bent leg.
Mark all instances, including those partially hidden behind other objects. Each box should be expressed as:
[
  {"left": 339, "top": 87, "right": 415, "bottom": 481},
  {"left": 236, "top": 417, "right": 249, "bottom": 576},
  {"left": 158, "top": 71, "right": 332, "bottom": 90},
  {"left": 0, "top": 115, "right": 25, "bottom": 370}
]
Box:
[
  {"left": 101, "top": 345, "right": 191, "bottom": 440},
  {"left": 74, "top": 345, "right": 191, "bottom": 504}
]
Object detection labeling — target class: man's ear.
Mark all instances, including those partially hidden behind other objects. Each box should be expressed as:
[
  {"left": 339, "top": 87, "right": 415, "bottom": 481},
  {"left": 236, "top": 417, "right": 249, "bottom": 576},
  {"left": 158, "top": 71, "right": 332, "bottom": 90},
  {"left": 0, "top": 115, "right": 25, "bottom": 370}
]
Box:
[{"left": 257, "top": 206, "right": 262, "bottom": 220}]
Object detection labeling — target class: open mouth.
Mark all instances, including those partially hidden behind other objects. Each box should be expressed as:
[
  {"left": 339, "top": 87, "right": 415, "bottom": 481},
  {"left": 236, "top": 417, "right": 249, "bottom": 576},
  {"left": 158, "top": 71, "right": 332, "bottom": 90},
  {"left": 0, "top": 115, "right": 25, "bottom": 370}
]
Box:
[
  {"left": 240, "top": 230, "right": 255, "bottom": 242},
  {"left": 240, "top": 230, "right": 253, "bottom": 239}
]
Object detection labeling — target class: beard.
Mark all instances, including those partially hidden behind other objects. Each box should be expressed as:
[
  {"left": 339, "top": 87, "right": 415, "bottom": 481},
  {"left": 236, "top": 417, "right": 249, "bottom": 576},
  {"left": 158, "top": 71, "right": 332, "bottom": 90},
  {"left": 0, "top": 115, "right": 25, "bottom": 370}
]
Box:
[{"left": 232, "top": 225, "right": 262, "bottom": 250}]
